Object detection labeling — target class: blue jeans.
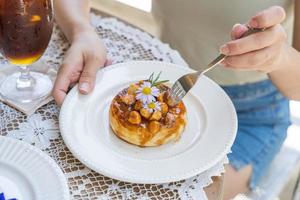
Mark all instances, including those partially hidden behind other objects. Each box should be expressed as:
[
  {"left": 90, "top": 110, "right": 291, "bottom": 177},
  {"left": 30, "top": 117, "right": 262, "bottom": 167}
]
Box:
[{"left": 222, "top": 80, "right": 290, "bottom": 189}]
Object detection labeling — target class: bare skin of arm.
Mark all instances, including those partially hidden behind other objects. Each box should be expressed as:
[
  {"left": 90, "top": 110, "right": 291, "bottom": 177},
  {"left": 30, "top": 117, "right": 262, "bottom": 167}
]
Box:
[
  {"left": 204, "top": 175, "right": 224, "bottom": 200},
  {"left": 52, "top": 0, "right": 108, "bottom": 106},
  {"left": 268, "top": 1, "right": 300, "bottom": 100},
  {"left": 54, "top": 0, "right": 91, "bottom": 42}
]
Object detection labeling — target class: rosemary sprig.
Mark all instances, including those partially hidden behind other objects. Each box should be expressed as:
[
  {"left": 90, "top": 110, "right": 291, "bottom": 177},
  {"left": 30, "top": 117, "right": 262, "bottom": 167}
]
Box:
[
  {"left": 149, "top": 72, "right": 154, "bottom": 83},
  {"left": 148, "top": 71, "right": 169, "bottom": 87},
  {"left": 153, "top": 71, "right": 162, "bottom": 83},
  {"left": 153, "top": 80, "right": 169, "bottom": 86}
]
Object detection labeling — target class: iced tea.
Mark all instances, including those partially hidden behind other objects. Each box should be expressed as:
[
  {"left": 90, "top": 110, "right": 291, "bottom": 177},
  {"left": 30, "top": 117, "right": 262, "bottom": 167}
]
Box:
[{"left": 0, "top": 0, "right": 53, "bottom": 65}]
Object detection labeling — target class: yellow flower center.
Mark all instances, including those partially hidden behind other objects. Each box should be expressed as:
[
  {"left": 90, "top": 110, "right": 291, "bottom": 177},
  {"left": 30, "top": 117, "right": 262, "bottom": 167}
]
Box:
[
  {"left": 148, "top": 102, "right": 156, "bottom": 109},
  {"left": 142, "top": 87, "right": 152, "bottom": 95}
]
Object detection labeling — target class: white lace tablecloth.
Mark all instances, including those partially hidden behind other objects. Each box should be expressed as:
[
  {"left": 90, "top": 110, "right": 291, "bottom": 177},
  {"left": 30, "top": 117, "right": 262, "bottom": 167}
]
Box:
[{"left": 0, "top": 14, "right": 228, "bottom": 200}]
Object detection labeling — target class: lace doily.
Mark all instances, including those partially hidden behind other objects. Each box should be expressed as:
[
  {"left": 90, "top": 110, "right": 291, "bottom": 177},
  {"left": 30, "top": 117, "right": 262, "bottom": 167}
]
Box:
[{"left": 0, "top": 14, "right": 228, "bottom": 200}]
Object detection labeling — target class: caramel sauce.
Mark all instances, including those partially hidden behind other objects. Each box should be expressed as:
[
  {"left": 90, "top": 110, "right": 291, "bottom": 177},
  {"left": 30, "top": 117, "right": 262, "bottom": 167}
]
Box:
[{"left": 110, "top": 84, "right": 187, "bottom": 146}]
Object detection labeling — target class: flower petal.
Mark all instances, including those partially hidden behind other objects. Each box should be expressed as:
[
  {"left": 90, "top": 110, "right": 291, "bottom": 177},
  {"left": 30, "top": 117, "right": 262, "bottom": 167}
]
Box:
[
  {"left": 155, "top": 102, "right": 161, "bottom": 111},
  {"left": 151, "top": 87, "right": 160, "bottom": 97},
  {"left": 143, "top": 82, "right": 151, "bottom": 88},
  {"left": 136, "top": 93, "right": 143, "bottom": 101},
  {"left": 146, "top": 95, "right": 155, "bottom": 103}
]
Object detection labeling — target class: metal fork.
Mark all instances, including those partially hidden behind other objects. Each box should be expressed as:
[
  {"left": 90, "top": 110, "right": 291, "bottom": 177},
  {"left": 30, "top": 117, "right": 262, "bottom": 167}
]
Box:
[{"left": 170, "top": 27, "right": 265, "bottom": 104}]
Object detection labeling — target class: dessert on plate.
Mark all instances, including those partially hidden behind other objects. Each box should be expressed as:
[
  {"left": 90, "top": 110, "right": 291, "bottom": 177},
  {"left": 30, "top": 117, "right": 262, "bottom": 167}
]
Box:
[{"left": 109, "top": 72, "right": 187, "bottom": 147}]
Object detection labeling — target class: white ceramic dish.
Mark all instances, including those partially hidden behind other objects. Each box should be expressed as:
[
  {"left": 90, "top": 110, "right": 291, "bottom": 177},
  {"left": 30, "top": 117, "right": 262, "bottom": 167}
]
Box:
[
  {"left": 0, "top": 136, "right": 69, "bottom": 200},
  {"left": 60, "top": 61, "right": 237, "bottom": 184}
]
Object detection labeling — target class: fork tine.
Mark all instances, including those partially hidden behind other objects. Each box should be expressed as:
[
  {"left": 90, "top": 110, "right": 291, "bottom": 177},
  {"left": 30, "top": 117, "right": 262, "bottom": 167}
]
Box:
[
  {"left": 175, "top": 88, "right": 184, "bottom": 97},
  {"left": 169, "top": 78, "right": 189, "bottom": 104},
  {"left": 171, "top": 82, "right": 177, "bottom": 91},
  {"left": 171, "top": 84, "right": 181, "bottom": 94},
  {"left": 173, "top": 90, "right": 186, "bottom": 102},
  {"left": 177, "top": 91, "right": 186, "bottom": 100},
  {"left": 174, "top": 87, "right": 182, "bottom": 95},
  {"left": 177, "top": 88, "right": 185, "bottom": 95},
  {"left": 179, "top": 92, "right": 186, "bottom": 99},
  {"left": 173, "top": 86, "right": 182, "bottom": 95}
]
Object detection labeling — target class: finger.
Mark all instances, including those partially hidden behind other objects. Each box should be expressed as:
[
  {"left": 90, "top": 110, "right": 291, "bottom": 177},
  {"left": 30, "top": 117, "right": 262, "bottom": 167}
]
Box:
[
  {"left": 78, "top": 54, "right": 105, "bottom": 94},
  {"left": 249, "top": 6, "right": 286, "bottom": 28},
  {"left": 231, "top": 24, "right": 248, "bottom": 40},
  {"left": 220, "top": 25, "right": 286, "bottom": 56},
  {"left": 223, "top": 44, "right": 279, "bottom": 70},
  {"left": 69, "top": 82, "right": 77, "bottom": 89},
  {"left": 52, "top": 65, "right": 72, "bottom": 106},
  {"left": 104, "top": 58, "right": 113, "bottom": 66}
]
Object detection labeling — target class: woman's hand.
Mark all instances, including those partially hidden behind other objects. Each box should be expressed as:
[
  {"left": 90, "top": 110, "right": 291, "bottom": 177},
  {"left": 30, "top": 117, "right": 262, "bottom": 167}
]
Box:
[
  {"left": 220, "top": 6, "right": 289, "bottom": 73},
  {"left": 52, "top": 28, "right": 110, "bottom": 106}
]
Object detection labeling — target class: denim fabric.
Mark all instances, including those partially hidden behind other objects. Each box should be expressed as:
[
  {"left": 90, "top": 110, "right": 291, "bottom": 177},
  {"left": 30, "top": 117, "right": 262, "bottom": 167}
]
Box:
[{"left": 222, "top": 80, "right": 291, "bottom": 189}]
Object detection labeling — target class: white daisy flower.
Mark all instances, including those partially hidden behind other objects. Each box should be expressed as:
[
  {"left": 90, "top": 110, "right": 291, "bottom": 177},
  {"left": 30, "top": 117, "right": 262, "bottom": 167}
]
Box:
[
  {"left": 144, "top": 101, "right": 161, "bottom": 113},
  {"left": 136, "top": 81, "right": 160, "bottom": 104}
]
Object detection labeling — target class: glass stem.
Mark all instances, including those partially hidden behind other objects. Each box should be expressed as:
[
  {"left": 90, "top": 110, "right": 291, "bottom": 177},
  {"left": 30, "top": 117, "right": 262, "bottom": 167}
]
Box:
[{"left": 16, "top": 66, "right": 36, "bottom": 90}]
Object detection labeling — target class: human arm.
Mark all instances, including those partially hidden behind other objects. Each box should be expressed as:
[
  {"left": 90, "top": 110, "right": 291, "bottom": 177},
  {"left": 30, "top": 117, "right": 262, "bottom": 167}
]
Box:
[
  {"left": 268, "top": 2, "right": 300, "bottom": 100},
  {"left": 220, "top": 6, "right": 300, "bottom": 100},
  {"left": 52, "top": 0, "right": 108, "bottom": 105}
]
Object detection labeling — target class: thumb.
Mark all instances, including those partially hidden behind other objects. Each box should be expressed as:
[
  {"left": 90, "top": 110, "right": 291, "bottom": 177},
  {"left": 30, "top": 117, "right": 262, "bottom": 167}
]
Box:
[{"left": 78, "top": 56, "right": 104, "bottom": 94}]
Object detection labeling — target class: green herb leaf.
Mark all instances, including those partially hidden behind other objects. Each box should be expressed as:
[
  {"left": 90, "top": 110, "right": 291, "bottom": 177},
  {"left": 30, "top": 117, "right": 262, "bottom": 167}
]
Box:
[
  {"left": 153, "top": 71, "right": 162, "bottom": 83},
  {"left": 153, "top": 80, "right": 169, "bottom": 86},
  {"left": 148, "top": 72, "right": 169, "bottom": 87},
  {"left": 148, "top": 72, "right": 154, "bottom": 84}
]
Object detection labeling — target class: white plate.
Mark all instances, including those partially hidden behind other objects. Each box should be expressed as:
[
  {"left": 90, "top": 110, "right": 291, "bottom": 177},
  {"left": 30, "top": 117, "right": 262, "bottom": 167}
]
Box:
[
  {"left": 0, "top": 136, "right": 69, "bottom": 200},
  {"left": 60, "top": 61, "right": 237, "bottom": 184}
]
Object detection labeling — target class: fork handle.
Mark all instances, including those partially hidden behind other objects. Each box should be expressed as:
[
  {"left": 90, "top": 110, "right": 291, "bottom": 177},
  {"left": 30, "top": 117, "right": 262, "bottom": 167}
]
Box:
[{"left": 201, "top": 27, "right": 265, "bottom": 75}]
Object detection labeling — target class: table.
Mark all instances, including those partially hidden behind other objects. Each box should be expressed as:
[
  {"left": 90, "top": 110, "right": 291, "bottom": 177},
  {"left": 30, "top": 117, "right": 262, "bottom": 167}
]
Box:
[{"left": 0, "top": 14, "right": 226, "bottom": 200}]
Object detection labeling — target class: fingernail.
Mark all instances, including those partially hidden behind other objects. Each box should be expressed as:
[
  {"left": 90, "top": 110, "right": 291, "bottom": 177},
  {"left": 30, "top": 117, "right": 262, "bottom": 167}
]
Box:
[
  {"left": 250, "top": 19, "right": 258, "bottom": 28},
  {"left": 79, "top": 82, "right": 90, "bottom": 93},
  {"left": 220, "top": 45, "right": 230, "bottom": 55},
  {"left": 233, "top": 23, "right": 241, "bottom": 29}
]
